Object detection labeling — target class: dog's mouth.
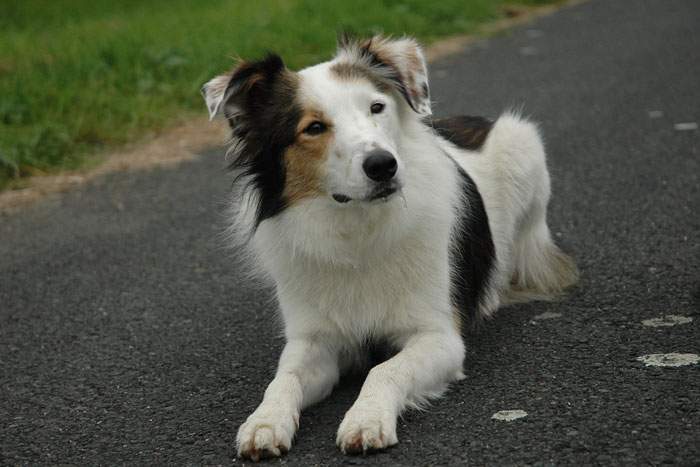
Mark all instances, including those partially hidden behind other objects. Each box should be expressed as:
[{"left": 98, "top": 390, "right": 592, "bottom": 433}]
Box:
[
  {"left": 369, "top": 184, "right": 398, "bottom": 201},
  {"left": 332, "top": 183, "right": 400, "bottom": 204}
]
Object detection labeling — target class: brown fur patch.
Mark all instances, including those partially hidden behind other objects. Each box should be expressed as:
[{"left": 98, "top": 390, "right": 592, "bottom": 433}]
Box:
[
  {"left": 329, "top": 61, "right": 364, "bottom": 80},
  {"left": 329, "top": 61, "right": 391, "bottom": 93},
  {"left": 282, "top": 110, "right": 332, "bottom": 204}
]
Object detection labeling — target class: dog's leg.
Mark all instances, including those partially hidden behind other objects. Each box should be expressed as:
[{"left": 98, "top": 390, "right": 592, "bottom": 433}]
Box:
[
  {"left": 237, "top": 338, "right": 339, "bottom": 461},
  {"left": 336, "top": 330, "right": 464, "bottom": 454}
]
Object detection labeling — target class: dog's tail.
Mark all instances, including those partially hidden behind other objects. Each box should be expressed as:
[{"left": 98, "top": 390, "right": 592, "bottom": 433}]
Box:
[
  {"left": 504, "top": 206, "right": 579, "bottom": 304},
  {"left": 485, "top": 112, "right": 578, "bottom": 304},
  {"left": 478, "top": 112, "right": 578, "bottom": 305}
]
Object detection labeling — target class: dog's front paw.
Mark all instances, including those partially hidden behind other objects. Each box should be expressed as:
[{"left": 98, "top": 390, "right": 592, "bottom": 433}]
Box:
[
  {"left": 236, "top": 407, "right": 299, "bottom": 461},
  {"left": 336, "top": 400, "right": 398, "bottom": 455}
]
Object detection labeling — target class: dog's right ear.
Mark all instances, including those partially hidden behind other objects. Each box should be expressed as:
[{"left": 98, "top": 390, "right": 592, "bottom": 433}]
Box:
[
  {"left": 202, "top": 72, "right": 233, "bottom": 120},
  {"left": 201, "top": 54, "right": 286, "bottom": 121}
]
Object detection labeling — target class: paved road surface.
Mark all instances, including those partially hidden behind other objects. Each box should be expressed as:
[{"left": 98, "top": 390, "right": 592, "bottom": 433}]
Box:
[{"left": 1, "top": 0, "right": 698, "bottom": 464}]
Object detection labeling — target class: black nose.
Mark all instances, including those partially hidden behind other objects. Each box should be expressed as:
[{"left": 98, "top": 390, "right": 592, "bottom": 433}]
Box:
[{"left": 362, "top": 149, "right": 397, "bottom": 182}]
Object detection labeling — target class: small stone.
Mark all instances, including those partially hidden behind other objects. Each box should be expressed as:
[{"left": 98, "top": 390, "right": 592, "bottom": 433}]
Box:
[
  {"left": 647, "top": 110, "right": 663, "bottom": 119},
  {"left": 674, "top": 122, "right": 698, "bottom": 131},
  {"left": 533, "top": 311, "right": 562, "bottom": 320},
  {"left": 641, "top": 315, "right": 693, "bottom": 327},
  {"left": 637, "top": 353, "right": 700, "bottom": 367},
  {"left": 492, "top": 409, "right": 528, "bottom": 421}
]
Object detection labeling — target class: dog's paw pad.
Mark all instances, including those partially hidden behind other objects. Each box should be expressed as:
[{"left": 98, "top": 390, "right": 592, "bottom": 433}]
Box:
[
  {"left": 236, "top": 411, "right": 296, "bottom": 461},
  {"left": 336, "top": 409, "right": 397, "bottom": 455}
]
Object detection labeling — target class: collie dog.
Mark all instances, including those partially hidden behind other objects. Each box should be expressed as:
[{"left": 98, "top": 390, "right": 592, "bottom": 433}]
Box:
[{"left": 202, "top": 35, "right": 577, "bottom": 461}]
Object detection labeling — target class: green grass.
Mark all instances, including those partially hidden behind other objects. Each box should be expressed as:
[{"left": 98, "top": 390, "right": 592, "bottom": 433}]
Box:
[{"left": 0, "top": 0, "right": 556, "bottom": 188}]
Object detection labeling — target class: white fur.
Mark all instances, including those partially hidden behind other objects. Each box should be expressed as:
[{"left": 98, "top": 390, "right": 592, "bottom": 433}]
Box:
[{"left": 214, "top": 40, "right": 577, "bottom": 460}]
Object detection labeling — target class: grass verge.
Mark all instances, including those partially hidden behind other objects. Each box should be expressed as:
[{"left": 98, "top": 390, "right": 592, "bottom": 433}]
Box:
[{"left": 0, "top": 0, "right": 558, "bottom": 189}]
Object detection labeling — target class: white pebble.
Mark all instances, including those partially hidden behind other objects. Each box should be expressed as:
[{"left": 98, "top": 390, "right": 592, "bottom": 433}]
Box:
[
  {"left": 637, "top": 353, "right": 700, "bottom": 367},
  {"left": 641, "top": 315, "right": 693, "bottom": 327},
  {"left": 533, "top": 311, "right": 562, "bottom": 321},
  {"left": 674, "top": 122, "right": 698, "bottom": 131},
  {"left": 492, "top": 409, "right": 528, "bottom": 421}
]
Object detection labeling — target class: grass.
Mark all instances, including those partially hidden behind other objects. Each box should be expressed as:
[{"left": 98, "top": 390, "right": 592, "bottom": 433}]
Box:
[{"left": 0, "top": 0, "right": 557, "bottom": 189}]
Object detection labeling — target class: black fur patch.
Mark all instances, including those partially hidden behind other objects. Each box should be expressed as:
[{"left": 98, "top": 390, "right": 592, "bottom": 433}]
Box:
[
  {"left": 223, "top": 54, "right": 302, "bottom": 228},
  {"left": 449, "top": 160, "right": 496, "bottom": 328},
  {"left": 433, "top": 115, "right": 493, "bottom": 151}
]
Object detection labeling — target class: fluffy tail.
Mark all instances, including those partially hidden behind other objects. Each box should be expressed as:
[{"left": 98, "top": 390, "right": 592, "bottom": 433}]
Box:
[{"left": 505, "top": 211, "right": 579, "bottom": 304}]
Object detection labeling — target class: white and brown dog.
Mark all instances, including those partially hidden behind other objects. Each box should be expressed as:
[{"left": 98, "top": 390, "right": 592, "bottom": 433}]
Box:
[{"left": 202, "top": 35, "right": 577, "bottom": 461}]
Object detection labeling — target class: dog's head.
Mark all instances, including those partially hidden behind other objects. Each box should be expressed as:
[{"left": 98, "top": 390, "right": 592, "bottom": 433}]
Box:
[{"left": 202, "top": 35, "right": 431, "bottom": 227}]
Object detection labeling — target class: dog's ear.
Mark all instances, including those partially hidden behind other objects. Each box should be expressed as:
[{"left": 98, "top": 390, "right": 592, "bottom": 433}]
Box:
[
  {"left": 201, "top": 54, "right": 286, "bottom": 121},
  {"left": 337, "top": 34, "right": 431, "bottom": 116},
  {"left": 202, "top": 72, "right": 233, "bottom": 120}
]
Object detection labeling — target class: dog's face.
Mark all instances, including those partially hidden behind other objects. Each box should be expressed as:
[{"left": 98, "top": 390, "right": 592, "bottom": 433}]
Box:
[
  {"left": 296, "top": 61, "right": 405, "bottom": 204},
  {"left": 202, "top": 36, "right": 431, "bottom": 226}
]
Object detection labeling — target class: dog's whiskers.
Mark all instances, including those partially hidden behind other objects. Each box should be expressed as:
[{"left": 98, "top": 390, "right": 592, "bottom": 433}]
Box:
[{"left": 397, "top": 188, "right": 408, "bottom": 209}]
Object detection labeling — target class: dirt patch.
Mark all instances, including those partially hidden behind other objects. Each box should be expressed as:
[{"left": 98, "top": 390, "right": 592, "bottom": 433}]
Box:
[
  {"left": 0, "top": 0, "right": 584, "bottom": 215},
  {"left": 0, "top": 118, "right": 228, "bottom": 214}
]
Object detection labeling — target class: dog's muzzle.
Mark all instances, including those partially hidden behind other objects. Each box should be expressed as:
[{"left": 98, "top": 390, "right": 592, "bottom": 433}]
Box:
[{"left": 331, "top": 149, "right": 400, "bottom": 204}]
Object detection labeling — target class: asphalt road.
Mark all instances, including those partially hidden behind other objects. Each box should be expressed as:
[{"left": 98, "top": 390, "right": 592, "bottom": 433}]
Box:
[{"left": 1, "top": 0, "right": 699, "bottom": 465}]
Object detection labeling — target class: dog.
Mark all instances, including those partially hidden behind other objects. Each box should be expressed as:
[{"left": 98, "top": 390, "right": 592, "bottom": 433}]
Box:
[{"left": 202, "top": 35, "right": 578, "bottom": 461}]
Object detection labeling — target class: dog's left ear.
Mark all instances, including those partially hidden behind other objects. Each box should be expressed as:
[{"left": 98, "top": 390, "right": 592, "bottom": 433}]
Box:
[{"left": 338, "top": 35, "right": 431, "bottom": 116}]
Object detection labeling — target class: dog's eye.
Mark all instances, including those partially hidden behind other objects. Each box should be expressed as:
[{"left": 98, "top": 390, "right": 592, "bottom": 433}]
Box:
[
  {"left": 370, "top": 102, "right": 385, "bottom": 114},
  {"left": 303, "top": 121, "right": 326, "bottom": 136}
]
